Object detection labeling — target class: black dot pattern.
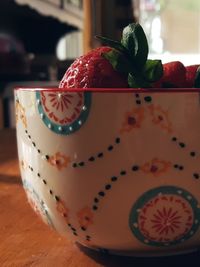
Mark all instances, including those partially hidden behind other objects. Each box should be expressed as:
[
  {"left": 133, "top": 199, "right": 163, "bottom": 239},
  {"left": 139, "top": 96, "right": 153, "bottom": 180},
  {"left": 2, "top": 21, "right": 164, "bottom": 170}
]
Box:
[
  {"left": 98, "top": 152, "right": 104, "bottom": 158},
  {"left": 89, "top": 153, "right": 200, "bottom": 214},
  {"left": 45, "top": 155, "right": 50, "bottom": 160},
  {"left": 132, "top": 165, "right": 139, "bottom": 171},
  {"left": 91, "top": 164, "right": 140, "bottom": 211},
  {"left": 173, "top": 164, "right": 184, "bottom": 171},
  {"left": 92, "top": 205, "right": 98, "bottom": 211},
  {"left": 108, "top": 145, "right": 113, "bottom": 151},
  {"left": 193, "top": 173, "right": 200, "bottom": 179},
  {"left": 86, "top": 235, "right": 91, "bottom": 241},
  {"left": 25, "top": 162, "right": 79, "bottom": 237},
  {"left": 72, "top": 137, "right": 121, "bottom": 168},
  {"left": 115, "top": 137, "right": 120, "bottom": 144},
  {"left": 120, "top": 170, "right": 126, "bottom": 176},
  {"left": 105, "top": 184, "right": 111, "bottom": 190},
  {"left": 98, "top": 191, "right": 105, "bottom": 197},
  {"left": 111, "top": 176, "right": 118, "bottom": 182},
  {"left": 32, "top": 142, "right": 36, "bottom": 147},
  {"left": 22, "top": 98, "right": 200, "bottom": 244},
  {"left": 179, "top": 142, "right": 186, "bottom": 148},
  {"left": 144, "top": 96, "right": 152, "bottom": 103},
  {"left": 55, "top": 195, "right": 60, "bottom": 201},
  {"left": 25, "top": 125, "right": 154, "bottom": 185},
  {"left": 94, "top": 197, "right": 99, "bottom": 203},
  {"left": 24, "top": 129, "right": 52, "bottom": 163},
  {"left": 134, "top": 93, "right": 141, "bottom": 106},
  {"left": 171, "top": 136, "right": 186, "bottom": 149},
  {"left": 170, "top": 136, "right": 199, "bottom": 177},
  {"left": 67, "top": 223, "right": 78, "bottom": 236},
  {"left": 134, "top": 93, "right": 151, "bottom": 106},
  {"left": 190, "top": 151, "right": 196, "bottom": 157}
]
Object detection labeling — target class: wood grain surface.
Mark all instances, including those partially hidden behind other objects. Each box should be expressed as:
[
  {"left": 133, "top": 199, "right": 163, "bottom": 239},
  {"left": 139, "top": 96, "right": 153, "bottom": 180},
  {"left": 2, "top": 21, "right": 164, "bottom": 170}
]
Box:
[{"left": 1, "top": 129, "right": 200, "bottom": 267}]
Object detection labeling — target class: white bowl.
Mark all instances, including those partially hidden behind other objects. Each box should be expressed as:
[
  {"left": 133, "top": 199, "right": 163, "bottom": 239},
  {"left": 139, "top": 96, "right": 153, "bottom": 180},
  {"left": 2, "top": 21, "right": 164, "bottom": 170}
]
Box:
[{"left": 15, "top": 87, "right": 200, "bottom": 256}]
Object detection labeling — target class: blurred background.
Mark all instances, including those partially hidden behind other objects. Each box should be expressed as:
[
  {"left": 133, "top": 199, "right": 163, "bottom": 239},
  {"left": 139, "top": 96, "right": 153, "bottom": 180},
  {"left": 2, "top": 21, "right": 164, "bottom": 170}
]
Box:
[{"left": 0, "top": 0, "right": 200, "bottom": 128}]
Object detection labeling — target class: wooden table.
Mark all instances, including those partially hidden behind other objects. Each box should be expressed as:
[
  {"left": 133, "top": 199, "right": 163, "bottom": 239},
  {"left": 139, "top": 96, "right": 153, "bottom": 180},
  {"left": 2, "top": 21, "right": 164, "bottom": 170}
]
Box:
[{"left": 1, "top": 129, "right": 200, "bottom": 266}]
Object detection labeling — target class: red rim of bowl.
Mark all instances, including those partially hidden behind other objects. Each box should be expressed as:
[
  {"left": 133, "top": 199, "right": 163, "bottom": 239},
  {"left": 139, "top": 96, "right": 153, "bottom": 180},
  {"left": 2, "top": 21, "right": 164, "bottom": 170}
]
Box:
[{"left": 14, "top": 87, "right": 200, "bottom": 93}]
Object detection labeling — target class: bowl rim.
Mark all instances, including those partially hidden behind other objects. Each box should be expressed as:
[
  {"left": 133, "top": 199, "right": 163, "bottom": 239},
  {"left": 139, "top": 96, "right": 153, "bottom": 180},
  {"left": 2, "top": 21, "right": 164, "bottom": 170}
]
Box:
[{"left": 14, "top": 87, "right": 200, "bottom": 93}]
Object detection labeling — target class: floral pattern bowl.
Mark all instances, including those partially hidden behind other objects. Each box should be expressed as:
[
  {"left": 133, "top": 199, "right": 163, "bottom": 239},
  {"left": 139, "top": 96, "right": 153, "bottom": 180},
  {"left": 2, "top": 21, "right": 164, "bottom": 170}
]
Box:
[{"left": 15, "top": 87, "right": 200, "bottom": 256}]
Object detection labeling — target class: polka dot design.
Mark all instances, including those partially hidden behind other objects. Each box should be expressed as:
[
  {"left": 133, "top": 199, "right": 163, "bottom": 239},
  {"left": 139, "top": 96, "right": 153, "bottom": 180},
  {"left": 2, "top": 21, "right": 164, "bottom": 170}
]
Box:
[
  {"left": 129, "top": 186, "right": 200, "bottom": 247},
  {"left": 134, "top": 93, "right": 152, "bottom": 106},
  {"left": 36, "top": 91, "right": 91, "bottom": 135}
]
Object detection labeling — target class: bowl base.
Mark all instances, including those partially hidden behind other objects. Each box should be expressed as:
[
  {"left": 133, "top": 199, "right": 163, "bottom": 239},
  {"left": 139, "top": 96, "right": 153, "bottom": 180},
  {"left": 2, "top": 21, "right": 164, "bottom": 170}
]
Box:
[{"left": 76, "top": 242, "right": 199, "bottom": 258}]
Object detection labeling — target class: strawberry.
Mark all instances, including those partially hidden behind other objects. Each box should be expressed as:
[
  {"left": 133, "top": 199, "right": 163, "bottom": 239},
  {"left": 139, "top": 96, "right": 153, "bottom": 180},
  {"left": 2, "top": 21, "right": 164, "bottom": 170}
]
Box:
[
  {"left": 154, "top": 61, "right": 186, "bottom": 88},
  {"left": 59, "top": 23, "right": 163, "bottom": 89},
  {"left": 185, "top": 64, "right": 199, "bottom": 87},
  {"left": 59, "top": 46, "right": 128, "bottom": 88}
]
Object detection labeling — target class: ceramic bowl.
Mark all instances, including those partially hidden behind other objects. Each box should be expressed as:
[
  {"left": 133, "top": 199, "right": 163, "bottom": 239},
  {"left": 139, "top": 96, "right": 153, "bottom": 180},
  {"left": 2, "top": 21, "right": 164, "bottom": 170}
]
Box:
[{"left": 15, "top": 87, "right": 200, "bottom": 256}]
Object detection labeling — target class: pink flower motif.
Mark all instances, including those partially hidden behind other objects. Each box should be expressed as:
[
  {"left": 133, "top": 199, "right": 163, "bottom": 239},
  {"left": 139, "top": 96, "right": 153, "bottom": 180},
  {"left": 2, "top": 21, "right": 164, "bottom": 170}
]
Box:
[
  {"left": 140, "top": 158, "right": 171, "bottom": 177},
  {"left": 41, "top": 91, "right": 84, "bottom": 125},
  {"left": 48, "top": 152, "right": 71, "bottom": 170},
  {"left": 15, "top": 100, "right": 27, "bottom": 128},
  {"left": 138, "top": 194, "right": 194, "bottom": 243},
  {"left": 150, "top": 207, "right": 182, "bottom": 235},
  {"left": 77, "top": 206, "right": 94, "bottom": 230},
  {"left": 48, "top": 92, "right": 76, "bottom": 112},
  {"left": 56, "top": 199, "right": 69, "bottom": 223},
  {"left": 148, "top": 104, "right": 173, "bottom": 133},
  {"left": 120, "top": 107, "right": 145, "bottom": 134}
]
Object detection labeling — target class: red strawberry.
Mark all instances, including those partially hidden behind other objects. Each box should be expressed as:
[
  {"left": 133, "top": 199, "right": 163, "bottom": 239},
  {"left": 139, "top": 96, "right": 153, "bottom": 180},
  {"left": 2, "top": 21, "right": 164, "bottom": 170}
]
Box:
[
  {"left": 185, "top": 64, "right": 199, "bottom": 87},
  {"left": 59, "top": 46, "right": 128, "bottom": 89},
  {"left": 154, "top": 61, "right": 186, "bottom": 88}
]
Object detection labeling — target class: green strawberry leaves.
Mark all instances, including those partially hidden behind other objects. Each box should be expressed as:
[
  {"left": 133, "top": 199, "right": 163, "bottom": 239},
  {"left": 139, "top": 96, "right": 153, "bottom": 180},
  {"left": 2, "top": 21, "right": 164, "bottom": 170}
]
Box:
[
  {"left": 121, "top": 23, "right": 148, "bottom": 70},
  {"left": 96, "top": 35, "right": 127, "bottom": 55},
  {"left": 102, "top": 49, "right": 133, "bottom": 73},
  {"left": 194, "top": 66, "right": 200, "bottom": 87},
  {"left": 96, "top": 23, "right": 163, "bottom": 88},
  {"left": 128, "top": 59, "right": 163, "bottom": 88},
  {"left": 143, "top": 59, "right": 163, "bottom": 82},
  {"left": 128, "top": 73, "right": 150, "bottom": 88}
]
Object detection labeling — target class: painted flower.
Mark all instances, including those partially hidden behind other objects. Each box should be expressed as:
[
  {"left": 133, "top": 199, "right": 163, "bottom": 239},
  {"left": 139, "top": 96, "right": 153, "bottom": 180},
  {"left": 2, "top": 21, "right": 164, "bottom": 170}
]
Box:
[
  {"left": 56, "top": 199, "right": 69, "bottom": 223},
  {"left": 130, "top": 186, "right": 200, "bottom": 246},
  {"left": 77, "top": 206, "right": 94, "bottom": 229},
  {"left": 20, "top": 159, "right": 28, "bottom": 170},
  {"left": 15, "top": 100, "right": 27, "bottom": 128},
  {"left": 47, "top": 92, "right": 82, "bottom": 112},
  {"left": 148, "top": 104, "right": 172, "bottom": 133},
  {"left": 137, "top": 194, "right": 194, "bottom": 243},
  {"left": 48, "top": 152, "right": 71, "bottom": 170},
  {"left": 150, "top": 207, "right": 182, "bottom": 235},
  {"left": 140, "top": 158, "right": 171, "bottom": 177},
  {"left": 120, "top": 107, "right": 145, "bottom": 134},
  {"left": 41, "top": 91, "right": 84, "bottom": 124}
]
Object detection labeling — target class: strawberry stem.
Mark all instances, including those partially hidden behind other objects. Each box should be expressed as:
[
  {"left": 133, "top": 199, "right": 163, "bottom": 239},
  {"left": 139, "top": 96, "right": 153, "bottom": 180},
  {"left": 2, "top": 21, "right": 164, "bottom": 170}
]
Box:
[
  {"left": 96, "top": 23, "right": 163, "bottom": 88},
  {"left": 194, "top": 66, "right": 200, "bottom": 87}
]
